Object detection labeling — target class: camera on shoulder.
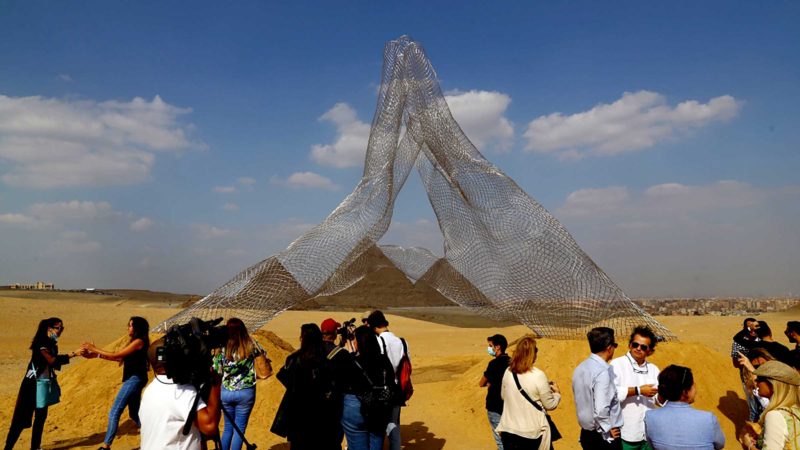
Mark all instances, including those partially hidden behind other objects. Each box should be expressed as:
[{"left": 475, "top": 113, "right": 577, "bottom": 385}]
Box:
[{"left": 156, "top": 317, "right": 228, "bottom": 391}]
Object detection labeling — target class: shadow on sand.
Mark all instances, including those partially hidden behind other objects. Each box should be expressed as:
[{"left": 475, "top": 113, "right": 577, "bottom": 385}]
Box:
[
  {"left": 718, "top": 389, "right": 750, "bottom": 433},
  {"left": 268, "top": 421, "right": 444, "bottom": 450},
  {"left": 49, "top": 419, "right": 140, "bottom": 450}
]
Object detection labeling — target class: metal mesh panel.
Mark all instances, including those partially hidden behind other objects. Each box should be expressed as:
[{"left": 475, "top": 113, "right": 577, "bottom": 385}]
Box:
[{"left": 155, "top": 36, "right": 674, "bottom": 340}]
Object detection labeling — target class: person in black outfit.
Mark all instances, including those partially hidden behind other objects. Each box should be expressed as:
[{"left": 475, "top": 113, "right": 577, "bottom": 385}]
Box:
[
  {"left": 753, "top": 321, "right": 792, "bottom": 366},
  {"left": 479, "top": 334, "right": 510, "bottom": 450},
  {"left": 5, "top": 317, "right": 83, "bottom": 450},
  {"left": 274, "top": 323, "right": 340, "bottom": 450},
  {"left": 83, "top": 316, "right": 150, "bottom": 450},
  {"left": 785, "top": 321, "right": 800, "bottom": 369}
]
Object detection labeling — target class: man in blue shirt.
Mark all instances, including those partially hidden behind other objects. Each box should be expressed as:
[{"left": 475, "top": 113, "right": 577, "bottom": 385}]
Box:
[{"left": 572, "top": 327, "right": 624, "bottom": 450}]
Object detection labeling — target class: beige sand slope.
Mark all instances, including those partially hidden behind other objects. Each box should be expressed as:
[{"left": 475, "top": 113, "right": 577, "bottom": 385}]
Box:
[{"left": 1, "top": 293, "right": 796, "bottom": 449}]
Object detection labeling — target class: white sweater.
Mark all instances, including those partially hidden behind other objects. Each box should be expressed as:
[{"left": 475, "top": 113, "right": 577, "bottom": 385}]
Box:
[{"left": 496, "top": 367, "right": 561, "bottom": 448}]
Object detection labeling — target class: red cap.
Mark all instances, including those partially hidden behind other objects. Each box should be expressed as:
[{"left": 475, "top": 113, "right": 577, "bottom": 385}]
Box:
[{"left": 321, "top": 318, "right": 340, "bottom": 334}]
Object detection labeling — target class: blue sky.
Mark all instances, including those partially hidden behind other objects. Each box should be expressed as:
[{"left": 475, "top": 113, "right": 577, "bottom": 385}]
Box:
[{"left": 1, "top": 1, "right": 798, "bottom": 297}]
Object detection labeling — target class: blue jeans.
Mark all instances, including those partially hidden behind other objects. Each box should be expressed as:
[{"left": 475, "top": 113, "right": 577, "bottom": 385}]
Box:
[
  {"left": 104, "top": 374, "right": 146, "bottom": 446},
  {"left": 341, "top": 394, "right": 384, "bottom": 450},
  {"left": 221, "top": 386, "right": 256, "bottom": 450},
  {"left": 387, "top": 405, "right": 401, "bottom": 450},
  {"left": 487, "top": 410, "right": 503, "bottom": 450}
]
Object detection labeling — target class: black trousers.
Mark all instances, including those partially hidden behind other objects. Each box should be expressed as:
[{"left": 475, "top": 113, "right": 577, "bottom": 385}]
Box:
[
  {"left": 500, "top": 432, "right": 543, "bottom": 450},
  {"left": 4, "top": 406, "right": 48, "bottom": 450},
  {"left": 579, "top": 429, "right": 621, "bottom": 450}
]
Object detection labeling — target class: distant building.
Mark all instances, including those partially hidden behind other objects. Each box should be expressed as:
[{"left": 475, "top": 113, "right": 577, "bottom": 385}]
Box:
[{"left": 7, "top": 281, "right": 55, "bottom": 290}]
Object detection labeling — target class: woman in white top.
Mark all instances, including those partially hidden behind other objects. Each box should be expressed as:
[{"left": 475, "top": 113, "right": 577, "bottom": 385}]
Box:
[{"left": 496, "top": 335, "right": 561, "bottom": 450}]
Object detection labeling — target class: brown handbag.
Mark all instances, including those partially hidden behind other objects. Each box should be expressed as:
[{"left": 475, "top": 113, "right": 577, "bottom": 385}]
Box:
[{"left": 255, "top": 353, "right": 273, "bottom": 379}]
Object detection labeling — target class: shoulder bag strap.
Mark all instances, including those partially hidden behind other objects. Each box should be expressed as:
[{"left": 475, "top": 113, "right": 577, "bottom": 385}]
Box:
[
  {"left": 512, "top": 372, "right": 544, "bottom": 412},
  {"left": 353, "top": 359, "right": 375, "bottom": 387},
  {"left": 379, "top": 335, "right": 388, "bottom": 354}
]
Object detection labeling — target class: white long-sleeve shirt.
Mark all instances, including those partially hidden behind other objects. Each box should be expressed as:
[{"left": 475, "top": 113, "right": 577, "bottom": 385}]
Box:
[{"left": 762, "top": 407, "right": 800, "bottom": 450}]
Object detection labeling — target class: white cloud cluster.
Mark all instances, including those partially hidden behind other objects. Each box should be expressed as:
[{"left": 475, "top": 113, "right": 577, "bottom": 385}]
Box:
[
  {"left": 272, "top": 171, "right": 339, "bottom": 191},
  {"left": 0, "top": 200, "right": 119, "bottom": 228},
  {"left": 445, "top": 90, "right": 514, "bottom": 153},
  {"left": 0, "top": 94, "right": 200, "bottom": 188},
  {"left": 51, "top": 230, "right": 101, "bottom": 253},
  {"left": 557, "top": 180, "right": 768, "bottom": 222},
  {"left": 310, "top": 103, "right": 371, "bottom": 168},
  {"left": 130, "top": 217, "right": 154, "bottom": 232},
  {"left": 192, "top": 223, "right": 231, "bottom": 239},
  {"left": 524, "top": 91, "right": 741, "bottom": 160}
]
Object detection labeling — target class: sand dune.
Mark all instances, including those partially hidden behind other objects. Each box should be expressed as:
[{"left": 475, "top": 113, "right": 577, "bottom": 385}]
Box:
[{"left": 1, "top": 293, "right": 796, "bottom": 449}]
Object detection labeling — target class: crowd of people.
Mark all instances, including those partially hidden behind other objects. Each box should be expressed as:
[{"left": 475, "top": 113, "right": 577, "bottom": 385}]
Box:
[
  {"left": 4, "top": 313, "right": 799, "bottom": 450},
  {"left": 479, "top": 321, "right": 800, "bottom": 450}
]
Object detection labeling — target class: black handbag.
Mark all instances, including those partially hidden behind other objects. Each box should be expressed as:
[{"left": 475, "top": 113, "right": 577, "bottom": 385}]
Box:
[{"left": 512, "top": 372, "right": 562, "bottom": 441}]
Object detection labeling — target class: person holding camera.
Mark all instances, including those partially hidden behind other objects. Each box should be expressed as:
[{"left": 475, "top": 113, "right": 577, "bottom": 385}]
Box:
[
  {"left": 212, "top": 318, "right": 263, "bottom": 450},
  {"left": 367, "top": 310, "right": 407, "bottom": 450},
  {"left": 273, "top": 323, "right": 340, "bottom": 450},
  {"left": 5, "top": 317, "right": 84, "bottom": 450},
  {"left": 139, "top": 338, "right": 221, "bottom": 450},
  {"left": 82, "top": 316, "right": 150, "bottom": 450}
]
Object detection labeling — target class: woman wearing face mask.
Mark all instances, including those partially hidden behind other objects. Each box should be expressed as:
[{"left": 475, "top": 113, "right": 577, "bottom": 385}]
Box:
[
  {"left": 741, "top": 360, "right": 800, "bottom": 450},
  {"left": 4, "top": 317, "right": 83, "bottom": 450},
  {"left": 82, "top": 316, "right": 150, "bottom": 450},
  {"left": 644, "top": 365, "right": 725, "bottom": 449},
  {"left": 738, "top": 347, "right": 778, "bottom": 412}
]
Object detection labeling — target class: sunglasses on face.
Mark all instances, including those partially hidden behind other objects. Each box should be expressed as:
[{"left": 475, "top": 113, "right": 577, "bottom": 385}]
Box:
[{"left": 630, "top": 342, "right": 650, "bottom": 352}]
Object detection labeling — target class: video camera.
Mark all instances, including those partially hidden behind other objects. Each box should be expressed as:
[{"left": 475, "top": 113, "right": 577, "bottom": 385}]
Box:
[
  {"left": 156, "top": 317, "right": 228, "bottom": 391},
  {"left": 336, "top": 317, "right": 357, "bottom": 342}
]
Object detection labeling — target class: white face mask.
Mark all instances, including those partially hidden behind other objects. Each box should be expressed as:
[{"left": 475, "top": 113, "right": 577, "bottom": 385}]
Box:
[{"left": 487, "top": 346, "right": 496, "bottom": 357}]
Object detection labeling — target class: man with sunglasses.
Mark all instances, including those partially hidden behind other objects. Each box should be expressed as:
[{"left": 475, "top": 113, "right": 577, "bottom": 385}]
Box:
[
  {"left": 572, "top": 327, "right": 623, "bottom": 450},
  {"left": 611, "top": 326, "right": 660, "bottom": 450}
]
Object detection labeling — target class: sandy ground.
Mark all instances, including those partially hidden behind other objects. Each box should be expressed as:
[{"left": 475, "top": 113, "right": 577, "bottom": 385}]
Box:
[{"left": 0, "top": 292, "right": 797, "bottom": 450}]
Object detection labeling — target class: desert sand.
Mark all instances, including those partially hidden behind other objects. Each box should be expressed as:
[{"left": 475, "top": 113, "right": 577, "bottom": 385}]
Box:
[{"left": 0, "top": 291, "right": 797, "bottom": 450}]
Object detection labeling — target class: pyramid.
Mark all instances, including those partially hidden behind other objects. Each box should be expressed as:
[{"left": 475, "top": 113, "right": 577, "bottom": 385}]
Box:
[{"left": 155, "top": 36, "right": 674, "bottom": 340}]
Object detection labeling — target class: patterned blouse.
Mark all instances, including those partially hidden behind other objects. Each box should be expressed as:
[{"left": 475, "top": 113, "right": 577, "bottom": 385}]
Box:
[{"left": 212, "top": 341, "right": 264, "bottom": 391}]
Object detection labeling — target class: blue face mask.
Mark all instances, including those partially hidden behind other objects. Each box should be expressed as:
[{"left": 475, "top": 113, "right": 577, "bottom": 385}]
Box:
[
  {"left": 49, "top": 332, "right": 59, "bottom": 342},
  {"left": 487, "top": 346, "right": 496, "bottom": 357}
]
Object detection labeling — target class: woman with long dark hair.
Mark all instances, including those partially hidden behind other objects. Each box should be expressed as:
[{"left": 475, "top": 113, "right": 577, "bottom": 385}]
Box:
[
  {"left": 340, "top": 325, "right": 397, "bottom": 450},
  {"left": 212, "top": 318, "right": 264, "bottom": 450},
  {"left": 83, "top": 316, "right": 150, "bottom": 450},
  {"left": 5, "top": 317, "right": 83, "bottom": 450},
  {"left": 273, "top": 323, "right": 340, "bottom": 450}
]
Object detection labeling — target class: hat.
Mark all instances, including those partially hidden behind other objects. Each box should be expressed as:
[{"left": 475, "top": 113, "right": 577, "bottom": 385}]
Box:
[
  {"left": 367, "top": 310, "right": 389, "bottom": 328},
  {"left": 320, "top": 318, "right": 340, "bottom": 335},
  {"left": 753, "top": 360, "right": 800, "bottom": 386}
]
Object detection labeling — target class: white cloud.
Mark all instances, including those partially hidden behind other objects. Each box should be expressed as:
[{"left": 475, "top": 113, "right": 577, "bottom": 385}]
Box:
[
  {"left": 445, "top": 90, "right": 514, "bottom": 153},
  {"left": 130, "top": 217, "right": 154, "bottom": 232},
  {"left": 213, "top": 186, "right": 236, "bottom": 193},
  {"left": 272, "top": 171, "right": 340, "bottom": 191},
  {"left": 28, "top": 200, "right": 116, "bottom": 221},
  {"left": 0, "top": 213, "right": 41, "bottom": 227},
  {"left": 223, "top": 203, "right": 240, "bottom": 212},
  {"left": 57, "top": 74, "right": 73, "bottom": 82},
  {"left": 0, "top": 94, "right": 201, "bottom": 188},
  {"left": 524, "top": 91, "right": 742, "bottom": 159},
  {"left": 557, "top": 180, "right": 769, "bottom": 221},
  {"left": 192, "top": 223, "right": 231, "bottom": 239},
  {"left": 51, "top": 230, "right": 101, "bottom": 253},
  {"left": 310, "top": 103, "right": 371, "bottom": 168},
  {"left": 237, "top": 177, "right": 256, "bottom": 186}
]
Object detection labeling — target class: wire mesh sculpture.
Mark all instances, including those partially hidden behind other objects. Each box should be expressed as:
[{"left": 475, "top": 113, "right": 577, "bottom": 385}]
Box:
[{"left": 156, "top": 36, "right": 674, "bottom": 340}]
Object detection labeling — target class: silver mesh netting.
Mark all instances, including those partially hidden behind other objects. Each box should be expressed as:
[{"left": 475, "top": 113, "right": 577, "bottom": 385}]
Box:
[{"left": 155, "top": 36, "right": 674, "bottom": 340}]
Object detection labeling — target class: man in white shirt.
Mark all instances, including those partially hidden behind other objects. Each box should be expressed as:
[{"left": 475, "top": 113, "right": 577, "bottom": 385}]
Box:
[
  {"left": 368, "top": 310, "right": 406, "bottom": 450},
  {"left": 140, "top": 340, "right": 221, "bottom": 450},
  {"left": 611, "top": 326, "right": 661, "bottom": 450}
]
